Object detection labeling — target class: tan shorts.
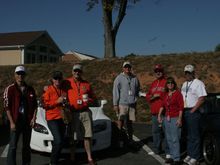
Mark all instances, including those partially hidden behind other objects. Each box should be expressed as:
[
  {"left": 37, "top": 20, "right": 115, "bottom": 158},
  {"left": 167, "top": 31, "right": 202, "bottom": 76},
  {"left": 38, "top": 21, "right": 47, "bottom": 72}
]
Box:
[
  {"left": 118, "top": 105, "right": 136, "bottom": 121},
  {"left": 71, "top": 109, "right": 93, "bottom": 140}
]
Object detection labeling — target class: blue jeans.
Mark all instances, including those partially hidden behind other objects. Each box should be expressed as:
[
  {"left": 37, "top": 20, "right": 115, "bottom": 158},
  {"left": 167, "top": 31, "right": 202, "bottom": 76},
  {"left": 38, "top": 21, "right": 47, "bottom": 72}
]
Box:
[
  {"left": 47, "top": 119, "right": 65, "bottom": 164},
  {"left": 7, "top": 114, "right": 32, "bottom": 165},
  {"left": 151, "top": 115, "right": 169, "bottom": 154},
  {"left": 184, "top": 110, "right": 201, "bottom": 160},
  {"left": 164, "top": 117, "right": 181, "bottom": 161}
]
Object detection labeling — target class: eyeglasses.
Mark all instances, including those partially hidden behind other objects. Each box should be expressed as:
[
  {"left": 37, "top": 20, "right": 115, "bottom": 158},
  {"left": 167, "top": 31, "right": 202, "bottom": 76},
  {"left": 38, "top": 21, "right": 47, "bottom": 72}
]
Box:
[
  {"left": 184, "top": 71, "right": 192, "bottom": 75},
  {"left": 16, "top": 71, "right": 25, "bottom": 75},
  {"left": 53, "top": 77, "right": 62, "bottom": 80},
  {"left": 167, "top": 81, "right": 174, "bottom": 84},
  {"left": 154, "top": 70, "right": 163, "bottom": 73},
  {"left": 123, "top": 65, "right": 131, "bottom": 69},
  {"left": 73, "top": 69, "right": 82, "bottom": 73}
]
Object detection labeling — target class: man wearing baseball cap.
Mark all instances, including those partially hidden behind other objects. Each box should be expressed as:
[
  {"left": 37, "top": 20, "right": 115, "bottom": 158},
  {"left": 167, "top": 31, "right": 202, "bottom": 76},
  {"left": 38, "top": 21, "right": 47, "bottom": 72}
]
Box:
[
  {"left": 113, "top": 61, "right": 140, "bottom": 147},
  {"left": 66, "top": 63, "right": 96, "bottom": 165},
  {"left": 3, "top": 66, "right": 37, "bottom": 165},
  {"left": 146, "top": 64, "right": 170, "bottom": 158},
  {"left": 181, "top": 64, "right": 207, "bottom": 165}
]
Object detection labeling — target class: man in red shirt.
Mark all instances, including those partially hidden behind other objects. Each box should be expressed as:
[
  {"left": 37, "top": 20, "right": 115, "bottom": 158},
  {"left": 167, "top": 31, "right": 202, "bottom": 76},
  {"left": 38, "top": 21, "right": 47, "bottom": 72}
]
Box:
[
  {"left": 3, "top": 66, "right": 37, "bottom": 165},
  {"left": 66, "top": 64, "right": 96, "bottom": 165},
  {"left": 146, "top": 64, "right": 169, "bottom": 156}
]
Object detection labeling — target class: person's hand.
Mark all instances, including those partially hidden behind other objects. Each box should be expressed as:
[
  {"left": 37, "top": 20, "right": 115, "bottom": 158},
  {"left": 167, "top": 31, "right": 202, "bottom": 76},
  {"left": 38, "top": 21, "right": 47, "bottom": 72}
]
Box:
[
  {"left": 10, "top": 122, "right": 16, "bottom": 131},
  {"left": 30, "top": 117, "right": 36, "bottom": 128},
  {"left": 56, "top": 96, "right": 64, "bottom": 104},
  {"left": 157, "top": 115, "right": 163, "bottom": 123},
  {"left": 113, "top": 105, "right": 119, "bottom": 112},
  {"left": 150, "top": 94, "right": 160, "bottom": 100},
  {"left": 176, "top": 118, "right": 182, "bottom": 127}
]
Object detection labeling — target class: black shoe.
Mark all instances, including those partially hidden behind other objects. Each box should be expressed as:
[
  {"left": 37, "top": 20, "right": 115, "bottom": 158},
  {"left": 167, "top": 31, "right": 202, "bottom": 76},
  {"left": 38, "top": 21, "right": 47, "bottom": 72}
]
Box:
[
  {"left": 171, "top": 161, "right": 181, "bottom": 165},
  {"left": 165, "top": 158, "right": 174, "bottom": 164}
]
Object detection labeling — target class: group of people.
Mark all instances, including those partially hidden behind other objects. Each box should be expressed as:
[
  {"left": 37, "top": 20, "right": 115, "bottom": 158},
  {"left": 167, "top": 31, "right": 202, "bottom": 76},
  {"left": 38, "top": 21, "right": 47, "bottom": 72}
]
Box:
[
  {"left": 3, "top": 64, "right": 96, "bottom": 165},
  {"left": 113, "top": 62, "right": 207, "bottom": 165},
  {"left": 3, "top": 61, "right": 206, "bottom": 165}
]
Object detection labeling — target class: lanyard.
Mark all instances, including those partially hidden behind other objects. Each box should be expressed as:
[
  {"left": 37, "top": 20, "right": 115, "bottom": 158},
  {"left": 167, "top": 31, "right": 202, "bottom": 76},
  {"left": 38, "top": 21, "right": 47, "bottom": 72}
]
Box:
[
  {"left": 185, "top": 80, "right": 194, "bottom": 99},
  {"left": 52, "top": 85, "right": 61, "bottom": 97},
  {"left": 166, "top": 90, "right": 175, "bottom": 112},
  {"left": 74, "top": 80, "right": 81, "bottom": 96}
]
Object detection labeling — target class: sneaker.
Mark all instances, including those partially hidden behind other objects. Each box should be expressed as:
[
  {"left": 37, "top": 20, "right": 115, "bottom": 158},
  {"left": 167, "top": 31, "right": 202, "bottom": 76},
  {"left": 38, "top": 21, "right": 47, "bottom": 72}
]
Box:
[
  {"left": 166, "top": 154, "right": 171, "bottom": 159},
  {"left": 188, "top": 158, "right": 197, "bottom": 165},
  {"left": 183, "top": 155, "right": 191, "bottom": 164},
  {"left": 165, "top": 158, "right": 173, "bottom": 164},
  {"left": 148, "top": 151, "right": 155, "bottom": 155},
  {"left": 172, "top": 161, "right": 181, "bottom": 165},
  {"left": 88, "top": 160, "right": 97, "bottom": 165}
]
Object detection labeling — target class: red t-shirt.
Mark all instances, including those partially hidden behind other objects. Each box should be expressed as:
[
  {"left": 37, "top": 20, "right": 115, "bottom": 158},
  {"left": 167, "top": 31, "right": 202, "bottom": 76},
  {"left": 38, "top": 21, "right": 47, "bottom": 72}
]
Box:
[
  {"left": 146, "top": 78, "right": 166, "bottom": 115},
  {"left": 163, "top": 90, "right": 184, "bottom": 118}
]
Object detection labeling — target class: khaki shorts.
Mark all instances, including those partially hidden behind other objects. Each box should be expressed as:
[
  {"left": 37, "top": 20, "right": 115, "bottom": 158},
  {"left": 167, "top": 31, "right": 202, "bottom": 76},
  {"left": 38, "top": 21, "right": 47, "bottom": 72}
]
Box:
[
  {"left": 71, "top": 109, "right": 93, "bottom": 141},
  {"left": 118, "top": 105, "right": 136, "bottom": 121}
]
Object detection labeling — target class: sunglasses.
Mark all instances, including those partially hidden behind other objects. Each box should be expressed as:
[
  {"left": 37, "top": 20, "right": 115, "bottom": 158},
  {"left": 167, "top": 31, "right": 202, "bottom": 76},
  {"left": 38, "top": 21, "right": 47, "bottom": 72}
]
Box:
[
  {"left": 53, "top": 77, "right": 62, "bottom": 80},
  {"left": 184, "top": 71, "right": 192, "bottom": 75},
  {"left": 123, "top": 65, "right": 131, "bottom": 69},
  {"left": 73, "top": 69, "right": 82, "bottom": 73},
  {"left": 167, "top": 81, "right": 174, "bottom": 84},
  {"left": 16, "top": 71, "right": 25, "bottom": 75},
  {"left": 154, "top": 70, "right": 163, "bottom": 73}
]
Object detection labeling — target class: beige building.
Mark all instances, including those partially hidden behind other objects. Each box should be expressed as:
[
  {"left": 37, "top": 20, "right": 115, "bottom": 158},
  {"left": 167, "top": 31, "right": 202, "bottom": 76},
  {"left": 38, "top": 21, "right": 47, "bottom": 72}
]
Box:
[{"left": 0, "top": 31, "right": 63, "bottom": 65}]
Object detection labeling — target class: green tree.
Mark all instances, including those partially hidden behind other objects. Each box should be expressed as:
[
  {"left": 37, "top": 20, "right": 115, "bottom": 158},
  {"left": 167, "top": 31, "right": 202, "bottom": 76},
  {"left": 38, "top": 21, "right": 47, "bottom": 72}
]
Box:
[
  {"left": 87, "top": 0, "right": 140, "bottom": 58},
  {"left": 215, "top": 44, "right": 220, "bottom": 52}
]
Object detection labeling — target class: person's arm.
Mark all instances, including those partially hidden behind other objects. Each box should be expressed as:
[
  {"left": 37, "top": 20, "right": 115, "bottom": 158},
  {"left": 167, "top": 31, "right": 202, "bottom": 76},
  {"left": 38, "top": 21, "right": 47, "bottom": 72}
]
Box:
[
  {"left": 157, "top": 107, "right": 164, "bottom": 123},
  {"left": 6, "top": 110, "right": 16, "bottom": 130},
  {"left": 190, "top": 96, "right": 205, "bottom": 113},
  {"left": 113, "top": 77, "right": 120, "bottom": 112}
]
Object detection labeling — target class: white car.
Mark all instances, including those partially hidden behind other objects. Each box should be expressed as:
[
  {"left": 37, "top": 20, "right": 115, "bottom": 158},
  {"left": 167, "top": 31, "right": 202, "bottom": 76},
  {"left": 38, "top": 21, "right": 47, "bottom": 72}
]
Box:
[{"left": 30, "top": 100, "right": 112, "bottom": 153}]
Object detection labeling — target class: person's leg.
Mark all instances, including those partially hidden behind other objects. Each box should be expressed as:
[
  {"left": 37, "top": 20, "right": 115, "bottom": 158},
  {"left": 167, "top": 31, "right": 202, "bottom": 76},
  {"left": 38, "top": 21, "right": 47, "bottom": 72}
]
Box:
[
  {"left": 47, "top": 119, "right": 64, "bottom": 164},
  {"left": 164, "top": 119, "right": 173, "bottom": 163},
  {"left": 22, "top": 124, "right": 32, "bottom": 165},
  {"left": 169, "top": 117, "right": 181, "bottom": 161},
  {"left": 7, "top": 129, "right": 20, "bottom": 165},
  {"left": 151, "top": 115, "right": 162, "bottom": 153},
  {"left": 186, "top": 111, "right": 201, "bottom": 160},
  {"left": 84, "top": 138, "right": 93, "bottom": 161}
]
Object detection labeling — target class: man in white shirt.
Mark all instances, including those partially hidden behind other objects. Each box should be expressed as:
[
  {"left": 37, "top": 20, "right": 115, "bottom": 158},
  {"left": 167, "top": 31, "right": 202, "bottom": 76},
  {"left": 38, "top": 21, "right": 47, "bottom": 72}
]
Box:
[{"left": 181, "top": 64, "right": 207, "bottom": 165}]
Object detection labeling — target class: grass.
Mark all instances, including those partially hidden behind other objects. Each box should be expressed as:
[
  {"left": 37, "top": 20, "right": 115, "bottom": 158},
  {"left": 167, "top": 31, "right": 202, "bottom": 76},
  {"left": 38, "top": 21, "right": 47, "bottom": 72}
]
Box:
[{"left": 1, "top": 51, "right": 220, "bottom": 124}]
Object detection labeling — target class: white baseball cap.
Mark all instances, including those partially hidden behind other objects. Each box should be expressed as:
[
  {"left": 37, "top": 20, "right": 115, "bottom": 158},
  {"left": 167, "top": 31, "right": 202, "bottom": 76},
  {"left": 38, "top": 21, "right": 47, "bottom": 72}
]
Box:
[
  {"left": 123, "top": 61, "right": 132, "bottom": 68},
  {"left": 15, "top": 66, "right": 25, "bottom": 73},
  {"left": 184, "top": 64, "right": 194, "bottom": 73},
  {"left": 73, "top": 64, "right": 82, "bottom": 71}
]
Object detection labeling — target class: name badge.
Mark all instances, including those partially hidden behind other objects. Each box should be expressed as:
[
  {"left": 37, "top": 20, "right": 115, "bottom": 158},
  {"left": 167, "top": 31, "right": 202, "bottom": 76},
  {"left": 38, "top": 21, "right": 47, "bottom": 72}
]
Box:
[
  {"left": 77, "top": 99, "right": 82, "bottom": 105},
  {"left": 128, "top": 90, "right": 132, "bottom": 96}
]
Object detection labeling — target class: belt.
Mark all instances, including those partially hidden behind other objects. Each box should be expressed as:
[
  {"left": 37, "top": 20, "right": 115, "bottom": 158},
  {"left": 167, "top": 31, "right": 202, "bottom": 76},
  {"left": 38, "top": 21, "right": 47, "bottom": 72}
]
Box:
[{"left": 184, "top": 107, "right": 193, "bottom": 111}]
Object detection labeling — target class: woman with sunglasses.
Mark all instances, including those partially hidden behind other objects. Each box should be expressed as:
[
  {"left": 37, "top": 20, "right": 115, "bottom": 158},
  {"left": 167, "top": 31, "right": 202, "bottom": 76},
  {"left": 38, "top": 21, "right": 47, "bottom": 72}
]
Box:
[
  {"left": 158, "top": 77, "right": 184, "bottom": 165},
  {"left": 42, "top": 71, "right": 67, "bottom": 165}
]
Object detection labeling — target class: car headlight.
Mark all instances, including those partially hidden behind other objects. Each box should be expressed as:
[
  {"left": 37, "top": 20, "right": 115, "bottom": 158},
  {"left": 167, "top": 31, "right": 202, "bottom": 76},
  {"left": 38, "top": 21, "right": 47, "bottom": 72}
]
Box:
[
  {"left": 33, "top": 123, "right": 49, "bottom": 134},
  {"left": 93, "top": 121, "right": 107, "bottom": 133}
]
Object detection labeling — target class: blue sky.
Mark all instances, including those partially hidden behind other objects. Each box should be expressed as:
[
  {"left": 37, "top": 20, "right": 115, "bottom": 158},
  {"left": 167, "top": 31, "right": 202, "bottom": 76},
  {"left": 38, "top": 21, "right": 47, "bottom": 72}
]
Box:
[{"left": 1, "top": 0, "right": 220, "bottom": 58}]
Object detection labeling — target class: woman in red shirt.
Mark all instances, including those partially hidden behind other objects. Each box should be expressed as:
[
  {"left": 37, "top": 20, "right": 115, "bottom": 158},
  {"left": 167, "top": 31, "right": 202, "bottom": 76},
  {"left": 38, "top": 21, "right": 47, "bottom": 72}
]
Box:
[
  {"left": 42, "top": 71, "right": 67, "bottom": 165},
  {"left": 158, "top": 77, "right": 184, "bottom": 165}
]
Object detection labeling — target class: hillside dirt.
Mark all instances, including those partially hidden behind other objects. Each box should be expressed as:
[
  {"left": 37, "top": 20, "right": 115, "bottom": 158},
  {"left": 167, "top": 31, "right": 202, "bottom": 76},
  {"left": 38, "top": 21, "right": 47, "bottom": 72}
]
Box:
[{"left": 1, "top": 52, "right": 220, "bottom": 123}]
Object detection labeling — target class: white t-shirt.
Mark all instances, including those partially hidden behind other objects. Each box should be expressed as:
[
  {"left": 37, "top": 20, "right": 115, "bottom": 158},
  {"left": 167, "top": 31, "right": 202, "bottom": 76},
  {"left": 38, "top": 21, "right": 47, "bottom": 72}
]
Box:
[{"left": 181, "top": 78, "right": 207, "bottom": 108}]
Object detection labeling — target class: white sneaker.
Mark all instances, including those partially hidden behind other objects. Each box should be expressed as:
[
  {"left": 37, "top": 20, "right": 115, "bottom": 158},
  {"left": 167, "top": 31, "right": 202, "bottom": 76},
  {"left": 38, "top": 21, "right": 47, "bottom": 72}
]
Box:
[
  {"left": 148, "top": 151, "right": 155, "bottom": 155},
  {"left": 188, "top": 158, "right": 197, "bottom": 165},
  {"left": 166, "top": 154, "right": 171, "bottom": 159},
  {"left": 183, "top": 155, "right": 191, "bottom": 164}
]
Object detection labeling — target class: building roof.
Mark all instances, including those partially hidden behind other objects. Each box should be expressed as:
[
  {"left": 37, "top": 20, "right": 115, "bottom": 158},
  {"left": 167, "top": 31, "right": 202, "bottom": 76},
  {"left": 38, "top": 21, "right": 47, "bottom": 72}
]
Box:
[
  {"left": 0, "top": 31, "right": 62, "bottom": 53},
  {"left": 0, "top": 31, "right": 46, "bottom": 47},
  {"left": 64, "top": 50, "right": 98, "bottom": 60}
]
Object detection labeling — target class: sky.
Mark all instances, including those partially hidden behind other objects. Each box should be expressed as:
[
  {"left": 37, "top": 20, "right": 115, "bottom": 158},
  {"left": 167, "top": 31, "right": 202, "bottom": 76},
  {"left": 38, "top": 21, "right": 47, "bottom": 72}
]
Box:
[{"left": 0, "top": 0, "right": 220, "bottom": 58}]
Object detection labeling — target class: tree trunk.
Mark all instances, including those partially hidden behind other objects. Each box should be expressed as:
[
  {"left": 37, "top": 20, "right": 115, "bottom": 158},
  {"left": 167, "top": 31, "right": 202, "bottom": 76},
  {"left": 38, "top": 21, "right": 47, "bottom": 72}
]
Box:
[{"left": 102, "top": 1, "right": 116, "bottom": 58}]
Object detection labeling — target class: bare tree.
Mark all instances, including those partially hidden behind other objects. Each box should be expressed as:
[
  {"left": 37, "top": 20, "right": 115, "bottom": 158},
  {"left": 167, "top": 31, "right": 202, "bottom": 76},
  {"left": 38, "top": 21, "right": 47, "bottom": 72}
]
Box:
[{"left": 87, "top": 0, "right": 140, "bottom": 58}]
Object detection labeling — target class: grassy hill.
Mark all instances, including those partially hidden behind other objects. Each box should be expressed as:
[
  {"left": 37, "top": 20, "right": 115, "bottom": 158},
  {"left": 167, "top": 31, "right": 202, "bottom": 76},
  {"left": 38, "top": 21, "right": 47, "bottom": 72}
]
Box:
[{"left": 1, "top": 51, "right": 220, "bottom": 124}]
